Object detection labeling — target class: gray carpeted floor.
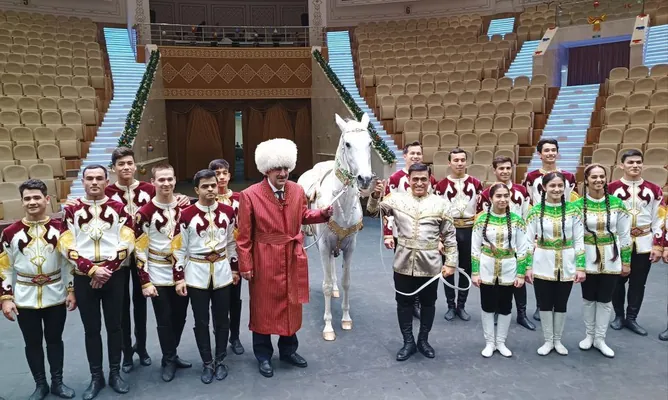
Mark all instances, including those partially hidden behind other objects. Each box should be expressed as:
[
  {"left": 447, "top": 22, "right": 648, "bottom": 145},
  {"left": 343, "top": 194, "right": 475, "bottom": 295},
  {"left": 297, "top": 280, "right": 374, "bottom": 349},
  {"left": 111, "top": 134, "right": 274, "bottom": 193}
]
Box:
[{"left": 1, "top": 217, "right": 667, "bottom": 399}]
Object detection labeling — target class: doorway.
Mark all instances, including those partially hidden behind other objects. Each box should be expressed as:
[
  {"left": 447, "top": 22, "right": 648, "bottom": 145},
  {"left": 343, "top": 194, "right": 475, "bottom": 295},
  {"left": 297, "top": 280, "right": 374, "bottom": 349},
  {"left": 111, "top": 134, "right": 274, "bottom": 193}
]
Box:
[{"left": 566, "top": 40, "right": 630, "bottom": 85}]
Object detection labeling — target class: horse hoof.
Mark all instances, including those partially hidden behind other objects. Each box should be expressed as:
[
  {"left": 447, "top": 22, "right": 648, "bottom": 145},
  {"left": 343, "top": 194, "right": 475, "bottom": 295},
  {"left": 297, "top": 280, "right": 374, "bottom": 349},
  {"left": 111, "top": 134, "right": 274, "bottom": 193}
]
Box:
[
  {"left": 341, "top": 320, "right": 353, "bottom": 330},
  {"left": 332, "top": 289, "right": 340, "bottom": 298},
  {"left": 323, "top": 331, "right": 336, "bottom": 341}
]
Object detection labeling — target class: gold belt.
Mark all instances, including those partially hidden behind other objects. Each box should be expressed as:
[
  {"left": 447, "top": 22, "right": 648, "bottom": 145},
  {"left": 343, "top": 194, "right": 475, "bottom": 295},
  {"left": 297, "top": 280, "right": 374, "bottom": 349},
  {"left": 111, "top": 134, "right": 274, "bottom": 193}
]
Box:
[
  {"left": 397, "top": 237, "right": 440, "bottom": 250},
  {"left": 631, "top": 224, "right": 650, "bottom": 237},
  {"left": 148, "top": 248, "right": 173, "bottom": 265},
  {"left": 16, "top": 270, "right": 61, "bottom": 286},
  {"left": 453, "top": 217, "right": 474, "bottom": 228},
  {"left": 189, "top": 253, "right": 226, "bottom": 263}
]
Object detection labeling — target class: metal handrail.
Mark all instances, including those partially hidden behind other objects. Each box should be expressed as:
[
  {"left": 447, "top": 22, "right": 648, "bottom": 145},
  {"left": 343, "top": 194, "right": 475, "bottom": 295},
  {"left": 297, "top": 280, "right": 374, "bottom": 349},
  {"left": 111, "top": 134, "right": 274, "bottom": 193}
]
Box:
[{"left": 134, "top": 23, "right": 326, "bottom": 47}]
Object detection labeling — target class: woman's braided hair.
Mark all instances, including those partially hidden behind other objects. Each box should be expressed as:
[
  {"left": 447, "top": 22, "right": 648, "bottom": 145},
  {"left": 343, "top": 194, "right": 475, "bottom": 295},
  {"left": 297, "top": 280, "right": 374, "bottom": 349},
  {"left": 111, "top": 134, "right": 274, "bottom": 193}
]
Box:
[
  {"left": 483, "top": 183, "right": 512, "bottom": 254},
  {"left": 583, "top": 164, "right": 619, "bottom": 263},
  {"left": 539, "top": 171, "right": 567, "bottom": 245}
]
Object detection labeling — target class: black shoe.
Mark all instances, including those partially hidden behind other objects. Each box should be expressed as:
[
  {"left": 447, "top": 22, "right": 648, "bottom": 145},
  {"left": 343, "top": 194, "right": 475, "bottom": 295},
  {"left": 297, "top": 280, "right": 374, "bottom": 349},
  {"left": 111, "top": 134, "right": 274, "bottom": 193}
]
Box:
[
  {"left": 108, "top": 372, "right": 129, "bottom": 394},
  {"left": 161, "top": 360, "right": 177, "bottom": 382},
  {"left": 28, "top": 383, "right": 49, "bottom": 400},
  {"left": 494, "top": 313, "right": 498, "bottom": 326},
  {"left": 229, "top": 338, "right": 245, "bottom": 355},
  {"left": 201, "top": 362, "right": 215, "bottom": 384},
  {"left": 443, "top": 308, "right": 456, "bottom": 321},
  {"left": 396, "top": 340, "right": 417, "bottom": 361},
  {"left": 214, "top": 362, "right": 228, "bottom": 381},
  {"left": 455, "top": 307, "right": 471, "bottom": 321},
  {"left": 121, "top": 355, "right": 134, "bottom": 373},
  {"left": 517, "top": 314, "right": 536, "bottom": 331},
  {"left": 610, "top": 315, "right": 624, "bottom": 330},
  {"left": 624, "top": 318, "right": 648, "bottom": 336},
  {"left": 174, "top": 356, "right": 192, "bottom": 369},
  {"left": 659, "top": 327, "right": 668, "bottom": 341},
  {"left": 133, "top": 345, "right": 152, "bottom": 366},
  {"left": 533, "top": 309, "right": 541, "bottom": 321},
  {"left": 417, "top": 336, "right": 435, "bottom": 359},
  {"left": 279, "top": 352, "right": 308, "bottom": 368},
  {"left": 258, "top": 360, "right": 273, "bottom": 378},
  {"left": 50, "top": 379, "right": 75, "bottom": 399},
  {"left": 81, "top": 375, "right": 105, "bottom": 400},
  {"left": 412, "top": 301, "right": 421, "bottom": 319}
]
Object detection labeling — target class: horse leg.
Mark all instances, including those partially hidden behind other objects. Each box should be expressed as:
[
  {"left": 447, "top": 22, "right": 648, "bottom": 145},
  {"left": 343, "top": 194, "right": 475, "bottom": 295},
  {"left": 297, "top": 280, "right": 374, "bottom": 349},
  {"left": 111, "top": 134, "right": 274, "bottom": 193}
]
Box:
[
  {"left": 320, "top": 243, "right": 336, "bottom": 341},
  {"left": 332, "top": 257, "right": 340, "bottom": 298},
  {"left": 341, "top": 240, "right": 354, "bottom": 331}
]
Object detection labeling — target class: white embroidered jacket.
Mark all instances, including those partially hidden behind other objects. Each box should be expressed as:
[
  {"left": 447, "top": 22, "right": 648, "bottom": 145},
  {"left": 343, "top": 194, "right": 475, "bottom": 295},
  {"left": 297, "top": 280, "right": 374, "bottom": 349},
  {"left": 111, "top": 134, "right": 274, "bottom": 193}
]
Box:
[
  {"left": 608, "top": 178, "right": 664, "bottom": 253},
  {"left": 172, "top": 202, "right": 238, "bottom": 290},
  {"left": 0, "top": 218, "right": 73, "bottom": 309},
  {"left": 59, "top": 197, "right": 135, "bottom": 277},
  {"left": 135, "top": 198, "right": 186, "bottom": 288}
]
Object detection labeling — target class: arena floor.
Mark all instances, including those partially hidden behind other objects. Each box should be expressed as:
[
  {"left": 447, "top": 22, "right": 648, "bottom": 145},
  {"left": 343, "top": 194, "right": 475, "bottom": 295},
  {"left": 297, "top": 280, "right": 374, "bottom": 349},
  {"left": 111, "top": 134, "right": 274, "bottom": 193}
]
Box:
[{"left": 1, "top": 217, "right": 667, "bottom": 400}]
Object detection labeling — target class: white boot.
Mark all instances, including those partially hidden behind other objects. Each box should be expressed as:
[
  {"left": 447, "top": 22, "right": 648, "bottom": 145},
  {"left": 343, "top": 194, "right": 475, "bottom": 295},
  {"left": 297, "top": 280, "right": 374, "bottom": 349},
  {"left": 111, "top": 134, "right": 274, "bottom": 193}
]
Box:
[
  {"left": 553, "top": 312, "right": 569, "bottom": 355},
  {"left": 537, "top": 311, "right": 555, "bottom": 356},
  {"left": 481, "top": 312, "right": 496, "bottom": 358},
  {"left": 593, "top": 302, "right": 615, "bottom": 358},
  {"left": 495, "top": 313, "right": 512, "bottom": 357},
  {"left": 579, "top": 300, "right": 596, "bottom": 350}
]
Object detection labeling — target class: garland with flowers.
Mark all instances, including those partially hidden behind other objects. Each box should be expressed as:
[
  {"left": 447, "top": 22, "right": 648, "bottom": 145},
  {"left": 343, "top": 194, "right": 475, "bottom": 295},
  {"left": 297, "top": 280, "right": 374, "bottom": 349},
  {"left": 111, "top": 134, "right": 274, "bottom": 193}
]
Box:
[
  {"left": 312, "top": 50, "right": 397, "bottom": 164},
  {"left": 117, "top": 49, "right": 160, "bottom": 148}
]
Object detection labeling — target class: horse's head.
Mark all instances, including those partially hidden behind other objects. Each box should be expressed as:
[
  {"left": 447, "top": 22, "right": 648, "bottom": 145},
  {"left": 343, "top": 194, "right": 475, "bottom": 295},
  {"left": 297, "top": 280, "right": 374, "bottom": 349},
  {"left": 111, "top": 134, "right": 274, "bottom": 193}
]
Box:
[{"left": 334, "top": 113, "right": 374, "bottom": 190}]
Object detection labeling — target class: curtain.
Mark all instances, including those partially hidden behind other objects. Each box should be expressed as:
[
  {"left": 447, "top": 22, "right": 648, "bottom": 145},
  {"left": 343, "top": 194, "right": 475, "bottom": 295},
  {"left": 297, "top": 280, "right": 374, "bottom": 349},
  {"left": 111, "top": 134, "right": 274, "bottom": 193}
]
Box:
[
  {"left": 294, "top": 106, "right": 312, "bottom": 175},
  {"left": 598, "top": 41, "right": 630, "bottom": 81},
  {"left": 166, "top": 99, "right": 312, "bottom": 181},
  {"left": 242, "top": 107, "right": 265, "bottom": 181},
  {"left": 185, "top": 107, "right": 225, "bottom": 179},
  {"left": 567, "top": 45, "right": 600, "bottom": 86},
  {"left": 568, "top": 41, "right": 630, "bottom": 85}
]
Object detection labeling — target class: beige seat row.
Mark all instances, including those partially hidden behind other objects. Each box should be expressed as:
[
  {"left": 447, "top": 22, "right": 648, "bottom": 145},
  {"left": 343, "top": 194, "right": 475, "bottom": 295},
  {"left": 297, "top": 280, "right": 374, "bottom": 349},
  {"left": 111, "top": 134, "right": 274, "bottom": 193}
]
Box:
[
  {"left": 0, "top": 73, "right": 93, "bottom": 88},
  {"left": 1, "top": 83, "right": 98, "bottom": 99},
  {"left": 0, "top": 47, "right": 102, "bottom": 60},
  {"left": 0, "top": 33, "right": 98, "bottom": 46},
  {"left": 0, "top": 143, "right": 67, "bottom": 176},
  {"left": 598, "top": 126, "right": 668, "bottom": 152},
  {"left": 603, "top": 108, "right": 668, "bottom": 132},
  {"left": 609, "top": 65, "right": 668, "bottom": 82},
  {"left": 385, "top": 98, "right": 536, "bottom": 123},
  {"left": 0, "top": 125, "right": 81, "bottom": 158},
  {"left": 593, "top": 147, "right": 668, "bottom": 167},
  {"left": 603, "top": 92, "right": 668, "bottom": 116},
  {"left": 364, "top": 60, "right": 506, "bottom": 87},
  {"left": 0, "top": 168, "right": 62, "bottom": 219},
  {"left": 0, "top": 97, "right": 97, "bottom": 124},
  {"left": 361, "top": 41, "right": 513, "bottom": 59},
  {"left": 0, "top": 41, "right": 101, "bottom": 53},
  {"left": 609, "top": 78, "right": 668, "bottom": 94}
]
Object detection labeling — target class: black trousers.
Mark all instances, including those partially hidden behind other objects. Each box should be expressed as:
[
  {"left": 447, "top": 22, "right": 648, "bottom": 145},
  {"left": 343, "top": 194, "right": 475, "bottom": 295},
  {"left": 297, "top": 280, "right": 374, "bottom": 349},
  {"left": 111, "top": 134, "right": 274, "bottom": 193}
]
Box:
[
  {"left": 229, "top": 279, "right": 242, "bottom": 341},
  {"left": 152, "top": 286, "right": 189, "bottom": 363},
  {"left": 612, "top": 246, "right": 652, "bottom": 319},
  {"left": 252, "top": 332, "right": 298, "bottom": 362},
  {"left": 534, "top": 278, "right": 573, "bottom": 313},
  {"left": 444, "top": 227, "right": 472, "bottom": 309},
  {"left": 122, "top": 257, "right": 147, "bottom": 357},
  {"left": 74, "top": 271, "right": 124, "bottom": 373},
  {"left": 189, "top": 283, "right": 231, "bottom": 364},
  {"left": 581, "top": 273, "right": 618, "bottom": 303},
  {"left": 394, "top": 272, "right": 438, "bottom": 307},
  {"left": 480, "top": 282, "right": 514, "bottom": 315},
  {"left": 17, "top": 304, "right": 67, "bottom": 383}
]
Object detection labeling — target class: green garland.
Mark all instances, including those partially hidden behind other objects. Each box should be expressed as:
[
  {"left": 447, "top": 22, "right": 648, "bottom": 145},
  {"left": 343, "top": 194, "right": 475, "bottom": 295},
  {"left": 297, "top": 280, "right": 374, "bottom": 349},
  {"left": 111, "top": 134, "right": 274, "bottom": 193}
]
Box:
[
  {"left": 312, "top": 50, "right": 396, "bottom": 164},
  {"left": 117, "top": 49, "right": 161, "bottom": 149}
]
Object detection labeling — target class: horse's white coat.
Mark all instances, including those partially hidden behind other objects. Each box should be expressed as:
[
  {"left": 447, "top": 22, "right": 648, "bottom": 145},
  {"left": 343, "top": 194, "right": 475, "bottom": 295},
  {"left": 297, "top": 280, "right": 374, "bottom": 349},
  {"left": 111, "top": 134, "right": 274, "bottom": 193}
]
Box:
[{"left": 298, "top": 113, "right": 374, "bottom": 341}]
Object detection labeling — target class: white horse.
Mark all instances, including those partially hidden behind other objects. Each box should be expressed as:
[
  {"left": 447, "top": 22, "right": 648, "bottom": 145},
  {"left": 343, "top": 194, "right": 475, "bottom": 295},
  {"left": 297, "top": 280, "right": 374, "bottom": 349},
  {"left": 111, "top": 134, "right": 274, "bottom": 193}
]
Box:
[{"left": 298, "top": 113, "right": 374, "bottom": 341}]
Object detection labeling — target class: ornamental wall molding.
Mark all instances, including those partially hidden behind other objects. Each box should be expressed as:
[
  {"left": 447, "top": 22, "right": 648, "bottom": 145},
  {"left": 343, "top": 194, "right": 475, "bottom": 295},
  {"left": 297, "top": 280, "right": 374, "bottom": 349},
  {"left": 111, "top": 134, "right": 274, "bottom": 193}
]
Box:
[{"left": 164, "top": 87, "right": 311, "bottom": 99}]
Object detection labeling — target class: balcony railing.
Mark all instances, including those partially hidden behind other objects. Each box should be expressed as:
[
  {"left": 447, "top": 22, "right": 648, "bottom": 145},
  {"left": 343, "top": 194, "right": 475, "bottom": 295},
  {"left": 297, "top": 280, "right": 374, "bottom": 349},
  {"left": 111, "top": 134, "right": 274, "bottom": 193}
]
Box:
[
  {"left": 554, "top": 0, "right": 645, "bottom": 27},
  {"left": 134, "top": 23, "right": 326, "bottom": 48}
]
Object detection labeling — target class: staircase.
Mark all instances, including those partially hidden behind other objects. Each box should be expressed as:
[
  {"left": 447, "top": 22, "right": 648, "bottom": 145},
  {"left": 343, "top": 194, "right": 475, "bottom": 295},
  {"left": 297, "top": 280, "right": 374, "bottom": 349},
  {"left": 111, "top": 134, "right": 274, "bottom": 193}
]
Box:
[
  {"left": 644, "top": 25, "right": 668, "bottom": 68},
  {"left": 528, "top": 84, "right": 600, "bottom": 172},
  {"left": 326, "top": 31, "right": 404, "bottom": 170},
  {"left": 68, "top": 28, "right": 147, "bottom": 199},
  {"left": 505, "top": 40, "right": 540, "bottom": 80},
  {"left": 487, "top": 17, "right": 515, "bottom": 38}
]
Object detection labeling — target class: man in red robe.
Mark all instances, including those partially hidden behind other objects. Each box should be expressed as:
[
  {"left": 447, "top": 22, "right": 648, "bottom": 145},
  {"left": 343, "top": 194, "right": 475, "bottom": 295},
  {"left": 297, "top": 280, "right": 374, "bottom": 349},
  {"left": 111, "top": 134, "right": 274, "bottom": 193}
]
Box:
[{"left": 237, "top": 138, "right": 332, "bottom": 378}]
